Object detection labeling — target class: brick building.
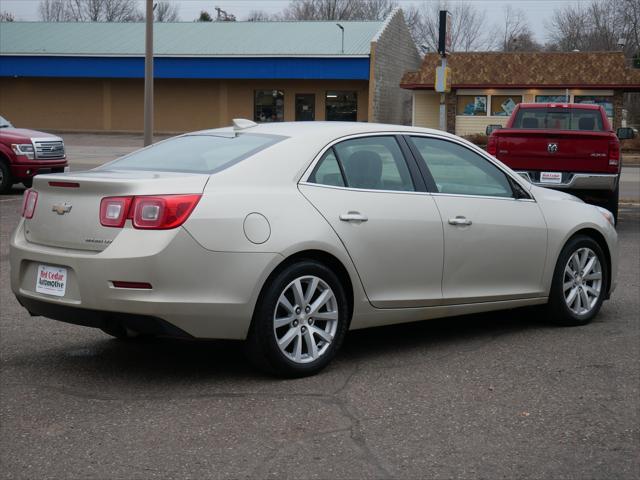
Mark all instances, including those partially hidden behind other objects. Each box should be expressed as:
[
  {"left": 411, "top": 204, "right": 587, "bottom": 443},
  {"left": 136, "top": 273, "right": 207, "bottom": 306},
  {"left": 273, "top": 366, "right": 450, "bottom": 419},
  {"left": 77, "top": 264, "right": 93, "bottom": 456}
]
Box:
[
  {"left": 0, "top": 9, "right": 419, "bottom": 133},
  {"left": 401, "top": 52, "right": 640, "bottom": 136}
]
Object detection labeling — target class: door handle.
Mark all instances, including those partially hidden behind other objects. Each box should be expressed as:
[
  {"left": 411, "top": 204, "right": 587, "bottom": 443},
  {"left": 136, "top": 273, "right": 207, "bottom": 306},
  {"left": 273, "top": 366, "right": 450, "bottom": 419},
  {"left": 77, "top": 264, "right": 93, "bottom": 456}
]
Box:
[
  {"left": 340, "top": 211, "right": 368, "bottom": 222},
  {"left": 448, "top": 216, "right": 472, "bottom": 226}
]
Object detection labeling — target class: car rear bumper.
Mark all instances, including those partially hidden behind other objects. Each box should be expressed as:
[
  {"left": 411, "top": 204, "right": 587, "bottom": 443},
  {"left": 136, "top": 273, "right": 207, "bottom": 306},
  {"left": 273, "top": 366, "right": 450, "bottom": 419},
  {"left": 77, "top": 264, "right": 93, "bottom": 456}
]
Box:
[
  {"left": 15, "top": 295, "right": 194, "bottom": 338},
  {"left": 10, "top": 221, "right": 283, "bottom": 339},
  {"left": 516, "top": 171, "right": 618, "bottom": 191},
  {"left": 10, "top": 160, "right": 68, "bottom": 181}
]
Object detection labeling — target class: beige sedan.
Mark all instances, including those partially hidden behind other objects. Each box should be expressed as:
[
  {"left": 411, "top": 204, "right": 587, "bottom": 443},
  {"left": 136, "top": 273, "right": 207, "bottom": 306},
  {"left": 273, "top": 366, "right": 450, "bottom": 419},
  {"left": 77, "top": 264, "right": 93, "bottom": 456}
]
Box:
[{"left": 10, "top": 121, "right": 618, "bottom": 376}]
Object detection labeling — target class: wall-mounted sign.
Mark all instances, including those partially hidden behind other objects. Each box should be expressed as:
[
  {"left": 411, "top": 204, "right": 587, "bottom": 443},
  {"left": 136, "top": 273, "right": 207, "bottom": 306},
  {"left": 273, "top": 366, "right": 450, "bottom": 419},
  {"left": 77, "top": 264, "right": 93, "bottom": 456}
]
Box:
[{"left": 438, "top": 10, "right": 452, "bottom": 57}]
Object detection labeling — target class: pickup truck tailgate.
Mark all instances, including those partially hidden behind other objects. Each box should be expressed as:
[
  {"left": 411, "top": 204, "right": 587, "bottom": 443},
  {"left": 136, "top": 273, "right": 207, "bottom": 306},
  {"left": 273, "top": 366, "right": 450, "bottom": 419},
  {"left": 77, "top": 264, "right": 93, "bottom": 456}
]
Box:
[{"left": 494, "top": 129, "right": 615, "bottom": 174}]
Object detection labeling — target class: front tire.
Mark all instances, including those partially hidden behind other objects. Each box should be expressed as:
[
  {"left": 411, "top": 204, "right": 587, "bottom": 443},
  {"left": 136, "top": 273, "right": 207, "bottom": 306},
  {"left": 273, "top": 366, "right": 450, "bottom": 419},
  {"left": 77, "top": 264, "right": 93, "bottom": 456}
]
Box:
[
  {"left": 546, "top": 235, "right": 608, "bottom": 326},
  {"left": 246, "top": 260, "right": 349, "bottom": 377},
  {"left": 0, "top": 162, "right": 11, "bottom": 194}
]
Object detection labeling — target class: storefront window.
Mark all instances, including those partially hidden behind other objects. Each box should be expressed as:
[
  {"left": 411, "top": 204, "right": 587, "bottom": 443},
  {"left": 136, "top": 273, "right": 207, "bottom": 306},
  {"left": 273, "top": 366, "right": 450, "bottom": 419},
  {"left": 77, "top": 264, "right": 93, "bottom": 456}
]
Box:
[
  {"left": 456, "top": 95, "right": 487, "bottom": 116},
  {"left": 490, "top": 95, "right": 522, "bottom": 116},
  {"left": 254, "top": 90, "right": 284, "bottom": 122},
  {"left": 574, "top": 95, "right": 613, "bottom": 117},
  {"left": 535, "top": 95, "right": 569, "bottom": 103},
  {"left": 325, "top": 91, "right": 357, "bottom": 121}
]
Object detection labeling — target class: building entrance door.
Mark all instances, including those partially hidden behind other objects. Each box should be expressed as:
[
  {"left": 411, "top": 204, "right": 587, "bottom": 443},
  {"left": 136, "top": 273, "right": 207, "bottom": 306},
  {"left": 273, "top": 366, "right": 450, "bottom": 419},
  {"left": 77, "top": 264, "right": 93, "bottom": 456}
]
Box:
[{"left": 295, "top": 94, "right": 315, "bottom": 121}]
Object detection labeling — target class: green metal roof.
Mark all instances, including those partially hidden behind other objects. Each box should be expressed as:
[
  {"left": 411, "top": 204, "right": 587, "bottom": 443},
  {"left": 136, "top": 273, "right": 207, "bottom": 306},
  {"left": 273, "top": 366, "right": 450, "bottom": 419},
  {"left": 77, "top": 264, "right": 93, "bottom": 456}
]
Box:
[{"left": 0, "top": 21, "right": 384, "bottom": 57}]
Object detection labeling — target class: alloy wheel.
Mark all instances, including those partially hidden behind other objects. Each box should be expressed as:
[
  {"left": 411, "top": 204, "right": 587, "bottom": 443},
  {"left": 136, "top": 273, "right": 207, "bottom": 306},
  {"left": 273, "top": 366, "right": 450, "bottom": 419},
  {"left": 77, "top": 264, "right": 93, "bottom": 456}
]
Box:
[
  {"left": 563, "top": 247, "right": 602, "bottom": 316},
  {"left": 273, "top": 275, "right": 339, "bottom": 364}
]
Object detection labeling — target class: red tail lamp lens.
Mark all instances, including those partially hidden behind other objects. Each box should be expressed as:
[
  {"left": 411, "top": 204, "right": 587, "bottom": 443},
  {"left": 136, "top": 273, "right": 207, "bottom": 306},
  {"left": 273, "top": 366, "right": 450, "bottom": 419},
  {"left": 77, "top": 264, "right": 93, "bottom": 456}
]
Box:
[
  {"left": 99, "top": 194, "right": 201, "bottom": 230},
  {"left": 131, "top": 195, "right": 201, "bottom": 230},
  {"left": 22, "top": 189, "right": 38, "bottom": 219},
  {"left": 100, "top": 196, "right": 133, "bottom": 227}
]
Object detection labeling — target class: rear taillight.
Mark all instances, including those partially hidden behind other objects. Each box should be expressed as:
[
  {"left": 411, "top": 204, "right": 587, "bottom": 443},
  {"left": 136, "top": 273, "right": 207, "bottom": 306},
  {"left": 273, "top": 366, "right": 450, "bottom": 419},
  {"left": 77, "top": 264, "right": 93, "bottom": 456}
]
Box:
[
  {"left": 100, "top": 196, "right": 133, "bottom": 227},
  {"left": 608, "top": 140, "right": 620, "bottom": 167},
  {"left": 487, "top": 135, "right": 498, "bottom": 156},
  {"left": 131, "top": 195, "right": 202, "bottom": 230},
  {"left": 21, "top": 189, "right": 38, "bottom": 219},
  {"left": 99, "top": 194, "right": 201, "bottom": 230}
]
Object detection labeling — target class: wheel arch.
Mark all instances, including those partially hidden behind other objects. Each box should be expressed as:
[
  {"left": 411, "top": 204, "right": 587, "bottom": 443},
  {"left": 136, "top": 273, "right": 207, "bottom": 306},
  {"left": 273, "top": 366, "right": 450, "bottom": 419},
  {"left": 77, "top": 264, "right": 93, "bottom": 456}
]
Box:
[{"left": 253, "top": 249, "right": 355, "bottom": 324}]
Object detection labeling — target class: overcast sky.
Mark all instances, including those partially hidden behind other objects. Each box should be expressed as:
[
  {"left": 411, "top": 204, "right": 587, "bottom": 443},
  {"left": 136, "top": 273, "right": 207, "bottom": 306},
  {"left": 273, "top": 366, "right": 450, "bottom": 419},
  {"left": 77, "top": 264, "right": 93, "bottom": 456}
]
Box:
[{"left": 1, "top": 0, "right": 583, "bottom": 42}]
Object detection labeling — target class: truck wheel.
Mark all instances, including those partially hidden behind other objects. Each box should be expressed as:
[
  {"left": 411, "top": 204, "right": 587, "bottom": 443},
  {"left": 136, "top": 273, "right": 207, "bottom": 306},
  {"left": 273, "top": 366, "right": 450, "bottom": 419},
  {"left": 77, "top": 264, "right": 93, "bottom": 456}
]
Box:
[
  {"left": 604, "top": 184, "right": 619, "bottom": 225},
  {"left": 0, "top": 162, "right": 11, "bottom": 194}
]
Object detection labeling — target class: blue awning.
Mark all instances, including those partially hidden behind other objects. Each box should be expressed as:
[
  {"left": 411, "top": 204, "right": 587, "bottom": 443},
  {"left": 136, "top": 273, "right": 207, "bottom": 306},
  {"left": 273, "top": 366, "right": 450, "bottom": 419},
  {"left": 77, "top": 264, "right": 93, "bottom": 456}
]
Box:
[{"left": 0, "top": 56, "right": 371, "bottom": 80}]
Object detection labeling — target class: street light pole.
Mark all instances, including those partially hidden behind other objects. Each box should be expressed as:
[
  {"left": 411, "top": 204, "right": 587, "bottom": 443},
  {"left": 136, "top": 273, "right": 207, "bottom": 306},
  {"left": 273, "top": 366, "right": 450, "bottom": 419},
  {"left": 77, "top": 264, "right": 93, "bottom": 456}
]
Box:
[{"left": 143, "top": 0, "right": 153, "bottom": 146}]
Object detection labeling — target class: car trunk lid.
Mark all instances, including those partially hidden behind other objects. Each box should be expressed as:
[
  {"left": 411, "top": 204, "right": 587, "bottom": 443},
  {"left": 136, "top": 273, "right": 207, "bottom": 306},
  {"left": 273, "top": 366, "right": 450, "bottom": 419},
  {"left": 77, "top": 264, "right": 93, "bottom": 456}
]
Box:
[{"left": 25, "top": 170, "right": 209, "bottom": 251}]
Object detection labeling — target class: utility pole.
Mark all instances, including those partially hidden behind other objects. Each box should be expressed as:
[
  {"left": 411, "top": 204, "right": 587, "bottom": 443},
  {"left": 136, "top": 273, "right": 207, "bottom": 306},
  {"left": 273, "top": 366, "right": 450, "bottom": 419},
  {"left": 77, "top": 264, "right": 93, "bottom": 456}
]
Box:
[
  {"left": 143, "top": 0, "right": 153, "bottom": 146},
  {"left": 435, "top": 10, "right": 452, "bottom": 132}
]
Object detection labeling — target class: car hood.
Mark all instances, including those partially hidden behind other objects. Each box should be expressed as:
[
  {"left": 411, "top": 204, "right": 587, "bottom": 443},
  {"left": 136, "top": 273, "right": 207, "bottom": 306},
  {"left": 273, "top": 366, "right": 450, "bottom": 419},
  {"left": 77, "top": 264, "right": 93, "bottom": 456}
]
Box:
[
  {"left": 0, "top": 127, "right": 61, "bottom": 143},
  {"left": 531, "top": 185, "right": 584, "bottom": 203}
]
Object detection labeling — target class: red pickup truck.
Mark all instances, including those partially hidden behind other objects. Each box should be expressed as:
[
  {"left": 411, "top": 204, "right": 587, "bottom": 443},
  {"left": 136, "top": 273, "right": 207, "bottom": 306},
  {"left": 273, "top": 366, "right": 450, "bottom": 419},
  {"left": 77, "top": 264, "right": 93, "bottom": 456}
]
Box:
[
  {"left": 486, "top": 103, "right": 636, "bottom": 222},
  {"left": 0, "top": 115, "right": 68, "bottom": 194}
]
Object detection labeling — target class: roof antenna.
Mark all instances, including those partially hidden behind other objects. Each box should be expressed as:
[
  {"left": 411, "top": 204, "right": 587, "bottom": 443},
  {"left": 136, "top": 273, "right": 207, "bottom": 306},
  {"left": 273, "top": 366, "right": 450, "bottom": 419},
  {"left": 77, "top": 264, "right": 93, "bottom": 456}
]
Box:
[
  {"left": 336, "top": 23, "right": 345, "bottom": 54},
  {"left": 232, "top": 119, "right": 258, "bottom": 131}
]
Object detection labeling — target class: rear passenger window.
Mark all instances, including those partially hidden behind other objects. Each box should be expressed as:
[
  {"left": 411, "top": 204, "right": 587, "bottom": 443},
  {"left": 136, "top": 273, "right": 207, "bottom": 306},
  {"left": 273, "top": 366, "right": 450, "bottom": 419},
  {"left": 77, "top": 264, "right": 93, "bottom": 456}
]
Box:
[
  {"left": 308, "top": 136, "right": 415, "bottom": 192},
  {"left": 309, "top": 150, "right": 345, "bottom": 187}
]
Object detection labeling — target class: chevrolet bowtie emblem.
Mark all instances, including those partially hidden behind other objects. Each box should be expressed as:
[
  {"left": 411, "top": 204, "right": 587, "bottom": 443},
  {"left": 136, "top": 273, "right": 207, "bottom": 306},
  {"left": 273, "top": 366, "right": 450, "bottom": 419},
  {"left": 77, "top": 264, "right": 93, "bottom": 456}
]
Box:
[{"left": 52, "top": 202, "right": 72, "bottom": 215}]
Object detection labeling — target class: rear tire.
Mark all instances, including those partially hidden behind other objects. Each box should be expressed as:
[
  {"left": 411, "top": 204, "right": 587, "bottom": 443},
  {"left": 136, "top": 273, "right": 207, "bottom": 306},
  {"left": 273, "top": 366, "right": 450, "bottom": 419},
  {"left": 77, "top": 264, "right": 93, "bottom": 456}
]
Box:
[
  {"left": 546, "top": 235, "right": 608, "bottom": 326},
  {"left": 0, "top": 162, "right": 11, "bottom": 194},
  {"left": 245, "top": 260, "right": 349, "bottom": 377}
]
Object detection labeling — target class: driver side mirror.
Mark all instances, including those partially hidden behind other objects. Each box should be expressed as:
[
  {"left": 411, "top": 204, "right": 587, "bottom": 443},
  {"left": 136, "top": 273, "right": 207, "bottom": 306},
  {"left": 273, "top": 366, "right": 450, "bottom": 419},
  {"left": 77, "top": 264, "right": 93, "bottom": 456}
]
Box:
[
  {"left": 486, "top": 124, "right": 502, "bottom": 136},
  {"left": 617, "top": 127, "right": 637, "bottom": 140}
]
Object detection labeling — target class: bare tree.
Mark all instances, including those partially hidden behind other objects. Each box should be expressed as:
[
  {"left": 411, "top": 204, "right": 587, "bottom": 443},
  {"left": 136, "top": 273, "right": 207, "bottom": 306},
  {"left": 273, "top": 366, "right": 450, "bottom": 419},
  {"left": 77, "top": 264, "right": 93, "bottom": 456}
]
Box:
[
  {"left": 39, "top": 0, "right": 140, "bottom": 22},
  {"left": 0, "top": 10, "right": 15, "bottom": 21},
  {"left": 620, "top": 0, "right": 640, "bottom": 55},
  {"left": 495, "top": 6, "right": 541, "bottom": 52},
  {"left": 39, "top": 0, "right": 70, "bottom": 21},
  {"left": 355, "top": 0, "right": 397, "bottom": 21},
  {"left": 154, "top": 1, "right": 179, "bottom": 22},
  {"left": 411, "top": 1, "right": 490, "bottom": 52},
  {"left": 546, "top": 0, "right": 633, "bottom": 54},
  {"left": 281, "top": 0, "right": 397, "bottom": 21},
  {"left": 245, "top": 10, "right": 272, "bottom": 22}
]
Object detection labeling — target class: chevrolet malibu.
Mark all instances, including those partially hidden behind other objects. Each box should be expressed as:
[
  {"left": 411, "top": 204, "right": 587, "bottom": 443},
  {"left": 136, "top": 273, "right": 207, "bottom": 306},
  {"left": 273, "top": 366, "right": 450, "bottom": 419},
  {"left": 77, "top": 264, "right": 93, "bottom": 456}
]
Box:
[{"left": 10, "top": 121, "right": 617, "bottom": 376}]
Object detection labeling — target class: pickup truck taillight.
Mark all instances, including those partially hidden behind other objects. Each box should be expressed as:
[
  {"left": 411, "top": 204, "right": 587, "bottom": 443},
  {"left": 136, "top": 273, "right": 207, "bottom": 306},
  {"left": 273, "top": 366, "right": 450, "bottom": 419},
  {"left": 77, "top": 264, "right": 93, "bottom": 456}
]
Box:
[
  {"left": 487, "top": 135, "right": 498, "bottom": 156},
  {"left": 100, "top": 194, "right": 201, "bottom": 230},
  {"left": 608, "top": 140, "right": 620, "bottom": 167}
]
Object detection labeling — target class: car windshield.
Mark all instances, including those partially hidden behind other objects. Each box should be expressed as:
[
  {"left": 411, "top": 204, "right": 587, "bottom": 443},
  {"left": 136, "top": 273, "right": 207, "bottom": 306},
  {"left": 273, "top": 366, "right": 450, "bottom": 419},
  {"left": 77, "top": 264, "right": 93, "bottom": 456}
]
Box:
[
  {"left": 512, "top": 108, "right": 604, "bottom": 131},
  {"left": 98, "top": 133, "right": 285, "bottom": 174},
  {"left": 0, "top": 115, "right": 12, "bottom": 128}
]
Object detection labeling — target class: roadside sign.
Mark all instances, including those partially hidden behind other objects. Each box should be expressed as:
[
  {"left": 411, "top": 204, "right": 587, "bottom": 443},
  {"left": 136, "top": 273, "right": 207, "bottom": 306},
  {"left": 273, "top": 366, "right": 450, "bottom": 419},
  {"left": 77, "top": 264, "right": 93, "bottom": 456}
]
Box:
[
  {"left": 435, "top": 65, "right": 451, "bottom": 93},
  {"left": 438, "top": 10, "right": 452, "bottom": 56}
]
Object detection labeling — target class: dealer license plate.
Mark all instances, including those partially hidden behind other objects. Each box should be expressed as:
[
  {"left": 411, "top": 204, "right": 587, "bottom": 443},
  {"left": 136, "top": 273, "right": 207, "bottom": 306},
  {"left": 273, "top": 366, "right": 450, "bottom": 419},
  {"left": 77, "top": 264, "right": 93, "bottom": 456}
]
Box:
[
  {"left": 35, "top": 265, "right": 67, "bottom": 297},
  {"left": 540, "top": 172, "right": 563, "bottom": 184}
]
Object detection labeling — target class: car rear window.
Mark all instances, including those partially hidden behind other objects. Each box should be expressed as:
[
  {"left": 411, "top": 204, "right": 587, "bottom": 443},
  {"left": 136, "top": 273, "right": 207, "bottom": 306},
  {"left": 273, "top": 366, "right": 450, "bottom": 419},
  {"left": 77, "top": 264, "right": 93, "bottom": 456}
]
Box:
[
  {"left": 98, "top": 133, "right": 284, "bottom": 174},
  {"left": 512, "top": 108, "right": 604, "bottom": 131}
]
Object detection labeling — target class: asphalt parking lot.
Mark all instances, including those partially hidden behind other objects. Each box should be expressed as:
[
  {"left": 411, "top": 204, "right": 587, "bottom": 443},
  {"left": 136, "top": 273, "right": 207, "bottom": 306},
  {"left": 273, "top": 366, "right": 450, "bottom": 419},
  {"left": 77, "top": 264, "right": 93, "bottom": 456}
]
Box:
[{"left": 1, "top": 136, "right": 639, "bottom": 479}]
